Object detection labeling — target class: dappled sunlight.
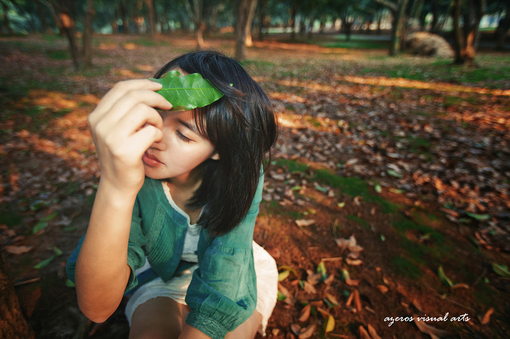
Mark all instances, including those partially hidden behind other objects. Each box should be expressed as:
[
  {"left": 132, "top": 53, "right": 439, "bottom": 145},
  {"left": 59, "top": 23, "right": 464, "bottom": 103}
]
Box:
[
  {"left": 253, "top": 40, "right": 348, "bottom": 54},
  {"left": 277, "top": 112, "right": 340, "bottom": 133},
  {"left": 339, "top": 75, "right": 510, "bottom": 96},
  {"left": 113, "top": 68, "right": 143, "bottom": 78}
]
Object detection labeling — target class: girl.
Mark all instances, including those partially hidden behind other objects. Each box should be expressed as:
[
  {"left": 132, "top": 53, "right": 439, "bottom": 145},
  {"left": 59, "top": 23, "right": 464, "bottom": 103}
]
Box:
[{"left": 66, "top": 50, "right": 278, "bottom": 339}]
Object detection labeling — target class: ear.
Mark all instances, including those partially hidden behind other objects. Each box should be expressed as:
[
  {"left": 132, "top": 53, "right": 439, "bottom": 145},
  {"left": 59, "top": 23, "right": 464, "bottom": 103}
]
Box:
[{"left": 210, "top": 152, "right": 220, "bottom": 160}]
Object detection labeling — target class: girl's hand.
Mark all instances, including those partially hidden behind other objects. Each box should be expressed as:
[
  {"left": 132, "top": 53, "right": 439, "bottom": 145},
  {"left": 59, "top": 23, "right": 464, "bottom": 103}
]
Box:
[{"left": 88, "top": 79, "right": 172, "bottom": 196}]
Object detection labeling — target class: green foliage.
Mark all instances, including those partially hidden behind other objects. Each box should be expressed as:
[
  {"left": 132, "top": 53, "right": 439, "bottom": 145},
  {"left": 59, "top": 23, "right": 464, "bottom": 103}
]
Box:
[
  {"left": 391, "top": 256, "right": 422, "bottom": 279},
  {"left": 151, "top": 71, "right": 224, "bottom": 111}
]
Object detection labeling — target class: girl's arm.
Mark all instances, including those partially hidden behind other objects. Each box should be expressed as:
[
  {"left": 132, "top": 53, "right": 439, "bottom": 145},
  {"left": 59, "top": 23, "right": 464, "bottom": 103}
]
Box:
[{"left": 75, "top": 79, "right": 171, "bottom": 323}]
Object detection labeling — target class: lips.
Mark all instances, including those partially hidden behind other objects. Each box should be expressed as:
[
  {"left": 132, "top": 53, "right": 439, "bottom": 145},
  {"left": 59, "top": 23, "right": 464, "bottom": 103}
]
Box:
[{"left": 142, "top": 151, "right": 163, "bottom": 167}]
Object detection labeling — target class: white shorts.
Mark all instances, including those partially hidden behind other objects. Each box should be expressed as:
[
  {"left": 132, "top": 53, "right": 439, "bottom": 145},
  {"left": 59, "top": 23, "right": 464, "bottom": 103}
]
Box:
[{"left": 125, "top": 241, "right": 278, "bottom": 336}]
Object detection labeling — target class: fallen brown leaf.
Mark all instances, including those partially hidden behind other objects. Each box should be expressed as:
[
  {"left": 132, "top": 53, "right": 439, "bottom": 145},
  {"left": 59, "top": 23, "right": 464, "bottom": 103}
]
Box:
[
  {"left": 4, "top": 245, "right": 33, "bottom": 255},
  {"left": 480, "top": 307, "right": 494, "bottom": 325},
  {"left": 368, "top": 324, "right": 382, "bottom": 339},
  {"left": 298, "top": 324, "right": 316, "bottom": 339},
  {"left": 298, "top": 304, "right": 311, "bottom": 322},
  {"left": 290, "top": 323, "right": 301, "bottom": 336},
  {"left": 413, "top": 315, "right": 449, "bottom": 337},
  {"left": 359, "top": 325, "right": 371, "bottom": 339},
  {"left": 295, "top": 219, "right": 316, "bottom": 227},
  {"left": 353, "top": 289, "right": 362, "bottom": 312},
  {"left": 376, "top": 285, "right": 389, "bottom": 294}
]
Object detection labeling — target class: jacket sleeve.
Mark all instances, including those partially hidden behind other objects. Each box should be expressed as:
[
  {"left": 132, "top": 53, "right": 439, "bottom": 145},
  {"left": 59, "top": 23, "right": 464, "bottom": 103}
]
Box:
[
  {"left": 65, "top": 197, "right": 147, "bottom": 294},
  {"left": 184, "top": 174, "right": 264, "bottom": 339}
]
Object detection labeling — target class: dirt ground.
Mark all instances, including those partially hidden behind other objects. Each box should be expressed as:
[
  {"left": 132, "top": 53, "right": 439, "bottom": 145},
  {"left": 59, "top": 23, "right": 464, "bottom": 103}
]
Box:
[{"left": 1, "top": 33, "right": 509, "bottom": 339}]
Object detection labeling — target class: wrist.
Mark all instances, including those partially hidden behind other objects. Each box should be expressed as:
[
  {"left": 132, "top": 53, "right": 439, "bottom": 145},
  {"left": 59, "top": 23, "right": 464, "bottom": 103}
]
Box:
[{"left": 97, "top": 177, "right": 140, "bottom": 205}]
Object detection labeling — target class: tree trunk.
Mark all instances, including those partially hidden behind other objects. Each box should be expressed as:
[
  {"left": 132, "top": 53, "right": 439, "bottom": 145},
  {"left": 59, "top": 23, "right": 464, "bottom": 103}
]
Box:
[
  {"left": 494, "top": 2, "right": 510, "bottom": 50},
  {"left": 235, "top": 0, "right": 258, "bottom": 60},
  {"left": 185, "top": 0, "right": 204, "bottom": 48},
  {"left": 119, "top": 0, "right": 130, "bottom": 34},
  {"left": 345, "top": 21, "right": 353, "bottom": 41},
  {"left": 257, "top": 0, "right": 267, "bottom": 41},
  {"left": 307, "top": 16, "right": 314, "bottom": 39},
  {"left": 389, "top": 0, "right": 409, "bottom": 56},
  {"left": 453, "top": 0, "right": 485, "bottom": 65},
  {"left": 289, "top": 1, "right": 297, "bottom": 41},
  {"left": 0, "top": 245, "right": 35, "bottom": 339},
  {"left": 82, "top": 0, "right": 94, "bottom": 69},
  {"left": 244, "top": 0, "right": 257, "bottom": 46},
  {"left": 36, "top": 0, "right": 49, "bottom": 32},
  {"left": 146, "top": 0, "right": 156, "bottom": 36},
  {"left": 430, "top": 0, "right": 438, "bottom": 33},
  {"left": 52, "top": 0, "right": 80, "bottom": 69}
]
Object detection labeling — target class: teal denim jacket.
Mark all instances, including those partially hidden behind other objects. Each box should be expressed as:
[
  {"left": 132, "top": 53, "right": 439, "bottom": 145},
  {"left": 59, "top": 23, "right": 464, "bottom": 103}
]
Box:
[{"left": 66, "top": 174, "right": 264, "bottom": 339}]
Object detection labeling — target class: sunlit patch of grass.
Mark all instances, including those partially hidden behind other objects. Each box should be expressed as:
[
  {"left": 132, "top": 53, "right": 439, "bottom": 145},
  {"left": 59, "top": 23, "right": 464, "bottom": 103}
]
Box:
[{"left": 126, "top": 38, "right": 171, "bottom": 47}]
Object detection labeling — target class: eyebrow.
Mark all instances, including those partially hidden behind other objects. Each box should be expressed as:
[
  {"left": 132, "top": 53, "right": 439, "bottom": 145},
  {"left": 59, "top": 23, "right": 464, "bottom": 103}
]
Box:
[{"left": 177, "top": 118, "right": 199, "bottom": 134}]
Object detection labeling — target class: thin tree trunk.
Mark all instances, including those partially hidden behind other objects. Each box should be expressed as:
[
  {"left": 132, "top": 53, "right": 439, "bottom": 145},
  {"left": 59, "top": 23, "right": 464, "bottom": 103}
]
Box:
[
  {"left": 453, "top": 0, "right": 464, "bottom": 63},
  {"left": 36, "top": 0, "right": 48, "bottom": 32},
  {"left": 0, "top": 245, "right": 35, "bottom": 339},
  {"left": 389, "top": 0, "right": 409, "bottom": 56},
  {"left": 82, "top": 0, "right": 94, "bottom": 68},
  {"left": 244, "top": 0, "right": 257, "bottom": 46},
  {"left": 494, "top": 2, "right": 510, "bottom": 49},
  {"left": 146, "top": 0, "right": 156, "bottom": 36},
  {"left": 119, "top": 0, "right": 130, "bottom": 34},
  {"left": 289, "top": 1, "right": 297, "bottom": 41},
  {"left": 430, "top": 0, "right": 438, "bottom": 33},
  {"left": 257, "top": 0, "right": 267, "bottom": 41},
  {"left": 235, "top": 0, "right": 256, "bottom": 60}
]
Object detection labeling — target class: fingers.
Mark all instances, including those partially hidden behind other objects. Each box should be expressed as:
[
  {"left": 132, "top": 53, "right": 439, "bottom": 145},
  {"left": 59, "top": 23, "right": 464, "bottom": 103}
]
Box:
[
  {"left": 129, "top": 125, "right": 164, "bottom": 157},
  {"left": 116, "top": 104, "right": 163, "bottom": 138},
  {"left": 94, "top": 79, "right": 164, "bottom": 117}
]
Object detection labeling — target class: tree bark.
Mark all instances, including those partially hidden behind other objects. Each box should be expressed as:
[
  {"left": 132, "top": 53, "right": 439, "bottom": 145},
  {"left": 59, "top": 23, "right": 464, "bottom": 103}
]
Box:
[
  {"left": 82, "top": 0, "right": 94, "bottom": 69},
  {"left": 52, "top": 0, "right": 80, "bottom": 69},
  {"left": 430, "top": 0, "right": 438, "bottom": 33},
  {"left": 453, "top": 0, "right": 485, "bottom": 65},
  {"left": 36, "top": 0, "right": 49, "bottom": 32},
  {"left": 244, "top": 0, "right": 257, "bottom": 46},
  {"left": 389, "top": 0, "right": 409, "bottom": 56},
  {"left": 146, "top": 0, "right": 156, "bottom": 36},
  {"left": 494, "top": 2, "right": 510, "bottom": 50},
  {"left": 257, "top": 0, "right": 267, "bottom": 41},
  {"left": 0, "top": 245, "right": 35, "bottom": 339},
  {"left": 185, "top": 0, "right": 204, "bottom": 48},
  {"left": 235, "top": 0, "right": 258, "bottom": 60},
  {"left": 119, "top": 0, "right": 130, "bottom": 34},
  {"left": 289, "top": 1, "right": 297, "bottom": 41}
]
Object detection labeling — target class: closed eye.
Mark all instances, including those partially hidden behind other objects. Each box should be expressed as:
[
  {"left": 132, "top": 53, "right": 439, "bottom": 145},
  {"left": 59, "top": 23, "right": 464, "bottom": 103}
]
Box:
[{"left": 177, "top": 130, "right": 193, "bottom": 143}]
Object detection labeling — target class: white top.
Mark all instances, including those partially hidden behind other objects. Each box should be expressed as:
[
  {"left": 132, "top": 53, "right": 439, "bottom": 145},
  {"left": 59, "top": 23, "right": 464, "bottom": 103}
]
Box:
[{"left": 161, "top": 181, "right": 201, "bottom": 263}]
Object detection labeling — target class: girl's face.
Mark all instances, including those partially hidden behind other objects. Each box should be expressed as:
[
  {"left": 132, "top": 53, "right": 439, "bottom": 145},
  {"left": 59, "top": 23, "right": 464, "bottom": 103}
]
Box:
[{"left": 142, "top": 110, "right": 218, "bottom": 183}]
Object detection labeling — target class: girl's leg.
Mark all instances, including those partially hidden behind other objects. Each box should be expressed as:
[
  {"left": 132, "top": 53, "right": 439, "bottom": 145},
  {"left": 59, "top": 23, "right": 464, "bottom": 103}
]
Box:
[
  {"left": 128, "top": 297, "right": 189, "bottom": 339},
  {"left": 225, "top": 310, "right": 263, "bottom": 339}
]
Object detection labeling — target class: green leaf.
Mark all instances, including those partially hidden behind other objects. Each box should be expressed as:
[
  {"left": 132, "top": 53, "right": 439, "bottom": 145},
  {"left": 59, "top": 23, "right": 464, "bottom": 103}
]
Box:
[
  {"left": 438, "top": 265, "right": 454, "bottom": 287},
  {"left": 279, "top": 265, "right": 298, "bottom": 277},
  {"left": 492, "top": 263, "right": 510, "bottom": 277},
  {"left": 151, "top": 70, "right": 224, "bottom": 111},
  {"left": 387, "top": 170, "right": 403, "bottom": 178},
  {"left": 374, "top": 183, "right": 382, "bottom": 193},
  {"left": 466, "top": 212, "right": 491, "bottom": 221},
  {"left": 317, "top": 262, "right": 327, "bottom": 280},
  {"left": 34, "top": 255, "right": 55, "bottom": 269},
  {"left": 277, "top": 291, "right": 287, "bottom": 301},
  {"left": 65, "top": 279, "right": 76, "bottom": 288},
  {"left": 32, "top": 220, "right": 48, "bottom": 234},
  {"left": 52, "top": 246, "right": 63, "bottom": 256},
  {"left": 41, "top": 212, "right": 58, "bottom": 221},
  {"left": 278, "top": 270, "right": 290, "bottom": 282}
]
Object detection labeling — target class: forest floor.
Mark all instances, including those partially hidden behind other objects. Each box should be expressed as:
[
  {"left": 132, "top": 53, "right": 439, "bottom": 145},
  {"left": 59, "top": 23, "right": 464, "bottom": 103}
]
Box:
[{"left": 1, "top": 33, "right": 510, "bottom": 339}]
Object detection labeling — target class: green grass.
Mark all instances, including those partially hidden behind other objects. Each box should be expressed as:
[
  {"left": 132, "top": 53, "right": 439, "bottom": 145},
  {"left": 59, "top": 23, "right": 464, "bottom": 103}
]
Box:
[
  {"left": 347, "top": 215, "right": 370, "bottom": 230},
  {"left": 126, "top": 38, "right": 171, "bottom": 47},
  {"left": 46, "top": 49, "right": 69, "bottom": 60},
  {"left": 360, "top": 57, "right": 510, "bottom": 86},
  {"left": 272, "top": 158, "right": 400, "bottom": 214},
  {"left": 323, "top": 41, "right": 388, "bottom": 49},
  {"left": 392, "top": 256, "right": 422, "bottom": 279}
]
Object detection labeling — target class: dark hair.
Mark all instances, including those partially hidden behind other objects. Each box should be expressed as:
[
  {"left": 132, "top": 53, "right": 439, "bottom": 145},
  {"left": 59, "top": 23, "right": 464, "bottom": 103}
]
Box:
[{"left": 154, "top": 50, "right": 277, "bottom": 236}]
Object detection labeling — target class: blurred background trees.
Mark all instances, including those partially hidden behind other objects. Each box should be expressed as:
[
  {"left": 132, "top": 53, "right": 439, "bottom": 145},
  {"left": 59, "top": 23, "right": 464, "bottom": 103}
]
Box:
[{"left": 0, "top": 0, "right": 507, "bottom": 64}]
